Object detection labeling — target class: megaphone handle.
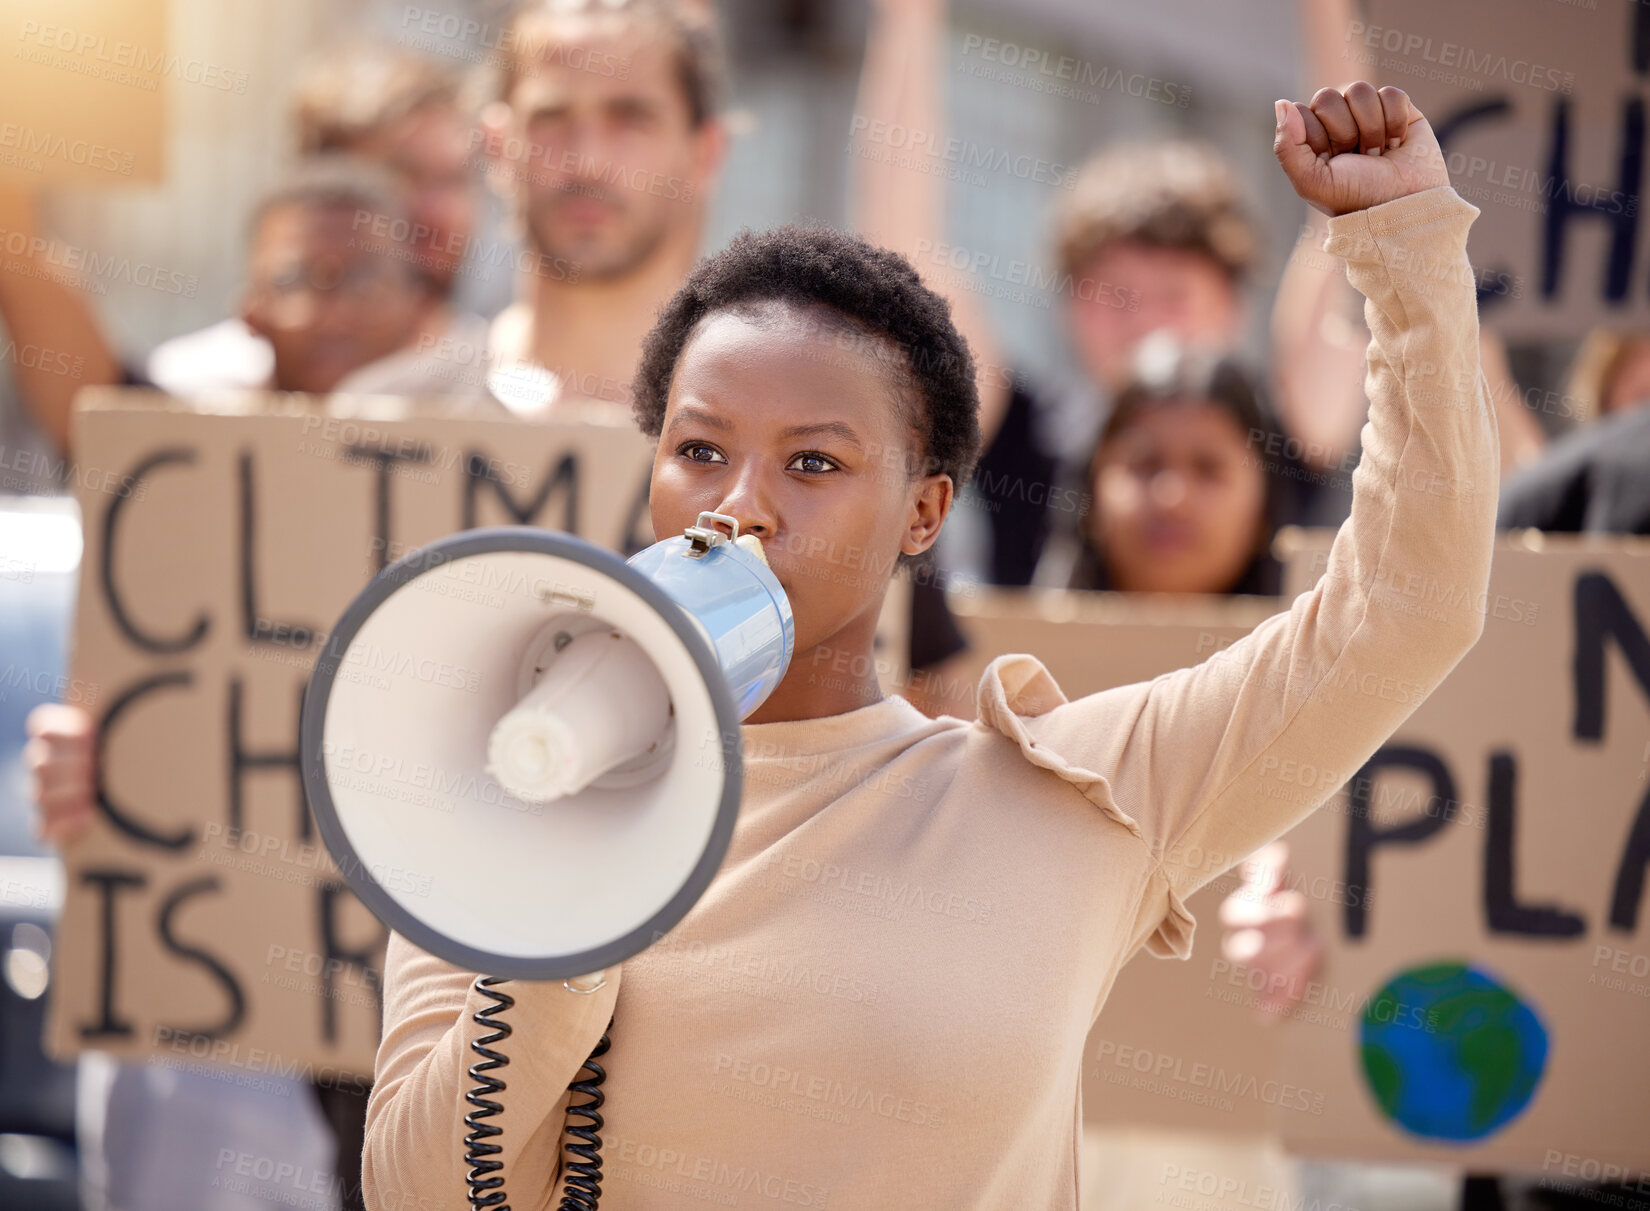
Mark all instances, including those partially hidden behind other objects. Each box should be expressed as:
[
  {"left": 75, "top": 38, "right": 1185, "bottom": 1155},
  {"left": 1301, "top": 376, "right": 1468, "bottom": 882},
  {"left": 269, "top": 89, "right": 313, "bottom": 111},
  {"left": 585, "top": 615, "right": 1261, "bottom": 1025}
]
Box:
[{"left": 461, "top": 974, "right": 616, "bottom": 1211}]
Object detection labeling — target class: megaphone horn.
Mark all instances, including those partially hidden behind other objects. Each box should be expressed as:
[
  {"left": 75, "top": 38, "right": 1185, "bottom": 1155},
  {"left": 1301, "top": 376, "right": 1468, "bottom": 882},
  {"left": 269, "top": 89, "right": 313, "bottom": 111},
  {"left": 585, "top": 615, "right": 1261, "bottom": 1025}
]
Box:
[{"left": 299, "top": 513, "right": 793, "bottom": 981}]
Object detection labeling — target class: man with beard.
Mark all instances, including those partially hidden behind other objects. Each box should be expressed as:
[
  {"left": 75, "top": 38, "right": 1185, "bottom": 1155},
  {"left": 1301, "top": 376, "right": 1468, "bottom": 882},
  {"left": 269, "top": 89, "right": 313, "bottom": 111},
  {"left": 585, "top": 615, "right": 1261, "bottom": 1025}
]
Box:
[
  {"left": 469, "top": 0, "right": 970, "bottom": 683},
  {"left": 469, "top": 0, "right": 725, "bottom": 414}
]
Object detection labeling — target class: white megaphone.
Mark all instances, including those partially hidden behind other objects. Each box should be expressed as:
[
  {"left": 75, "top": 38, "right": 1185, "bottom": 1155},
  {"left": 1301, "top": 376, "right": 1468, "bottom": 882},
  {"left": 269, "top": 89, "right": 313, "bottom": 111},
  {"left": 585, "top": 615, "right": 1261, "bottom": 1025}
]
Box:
[{"left": 299, "top": 512, "right": 792, "bottom": 980}]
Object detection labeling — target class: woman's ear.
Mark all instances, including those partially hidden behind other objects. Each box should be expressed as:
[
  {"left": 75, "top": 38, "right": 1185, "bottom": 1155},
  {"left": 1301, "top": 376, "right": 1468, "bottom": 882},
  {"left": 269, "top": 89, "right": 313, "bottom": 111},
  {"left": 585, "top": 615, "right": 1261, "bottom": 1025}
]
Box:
[{"left": 900, "top": 474, "right": 953, "bottom": 557}]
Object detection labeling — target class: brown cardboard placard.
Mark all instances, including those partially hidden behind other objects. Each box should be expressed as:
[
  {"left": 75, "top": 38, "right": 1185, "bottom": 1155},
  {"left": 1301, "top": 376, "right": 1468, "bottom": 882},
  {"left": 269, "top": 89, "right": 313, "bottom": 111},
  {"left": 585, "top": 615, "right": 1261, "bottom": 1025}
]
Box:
[
  {"left": 0, "top": 0, "right": 168, "bottom": 186},
  {"left": 952, "top": 541, "right": 1650, "bottom": 1180},
  {"left": 1357, "top": 0, "right": 1633, "bottom": 342},
  {"left": 50, "top": 389, "right": 659, "bottom": 1077},
  {"left": 1273, "top": 533, "right": 1650, "bottom": 1179}
]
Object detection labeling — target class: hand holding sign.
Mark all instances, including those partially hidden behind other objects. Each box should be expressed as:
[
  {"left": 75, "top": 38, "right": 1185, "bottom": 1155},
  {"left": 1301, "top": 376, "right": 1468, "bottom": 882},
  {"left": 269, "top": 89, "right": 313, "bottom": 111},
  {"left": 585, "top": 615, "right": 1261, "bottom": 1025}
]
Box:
[
  {"left": 24, "top": 704, "right": 98, "bottom": 848},
  {"left": 1218, "top": 842, "right": 1324, "bottom": 1020},
  {"left": 1273, "top": 83, "right": 1450, "bottom": 216}
]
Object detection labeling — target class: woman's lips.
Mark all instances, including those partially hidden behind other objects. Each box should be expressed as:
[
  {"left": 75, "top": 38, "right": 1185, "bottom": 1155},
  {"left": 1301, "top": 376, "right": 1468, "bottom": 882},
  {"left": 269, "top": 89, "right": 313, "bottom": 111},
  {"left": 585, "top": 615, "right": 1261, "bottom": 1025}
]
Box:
[{"left": 1141, "top": 521, "right": 1198, "bottom": 553}]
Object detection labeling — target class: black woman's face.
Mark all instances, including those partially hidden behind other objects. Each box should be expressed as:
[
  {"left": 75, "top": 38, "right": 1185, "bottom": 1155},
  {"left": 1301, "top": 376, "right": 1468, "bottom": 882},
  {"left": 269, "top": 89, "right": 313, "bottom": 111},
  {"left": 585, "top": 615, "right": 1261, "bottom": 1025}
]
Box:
[{"left": 649, "top": 302, "right": 951, "bottom": 661}]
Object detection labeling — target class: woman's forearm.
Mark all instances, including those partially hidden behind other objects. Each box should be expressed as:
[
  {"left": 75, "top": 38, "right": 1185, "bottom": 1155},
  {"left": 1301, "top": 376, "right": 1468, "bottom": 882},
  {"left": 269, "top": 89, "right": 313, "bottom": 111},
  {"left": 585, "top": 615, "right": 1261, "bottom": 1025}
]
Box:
[{"left": 363, "top": 934, "right": 620, "bottom": 1207}]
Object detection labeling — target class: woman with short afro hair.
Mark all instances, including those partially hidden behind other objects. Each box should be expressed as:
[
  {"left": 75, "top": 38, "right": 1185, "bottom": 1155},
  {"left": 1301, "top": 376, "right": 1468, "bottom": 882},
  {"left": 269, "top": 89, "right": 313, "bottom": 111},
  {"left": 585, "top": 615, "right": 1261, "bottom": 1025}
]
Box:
[{"left": 366, "top": 83, "right": 1500, "bottom": 1210}]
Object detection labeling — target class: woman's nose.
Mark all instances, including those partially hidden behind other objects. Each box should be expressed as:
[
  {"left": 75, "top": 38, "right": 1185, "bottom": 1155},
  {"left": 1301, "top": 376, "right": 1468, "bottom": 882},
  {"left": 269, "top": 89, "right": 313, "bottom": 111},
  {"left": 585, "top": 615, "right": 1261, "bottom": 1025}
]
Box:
[
  {"left": 1149, "top": 469, "right": 1189, "bottom": 510},
  {"left": 713, "top": 473, "right": 776, "bottom": 539}
]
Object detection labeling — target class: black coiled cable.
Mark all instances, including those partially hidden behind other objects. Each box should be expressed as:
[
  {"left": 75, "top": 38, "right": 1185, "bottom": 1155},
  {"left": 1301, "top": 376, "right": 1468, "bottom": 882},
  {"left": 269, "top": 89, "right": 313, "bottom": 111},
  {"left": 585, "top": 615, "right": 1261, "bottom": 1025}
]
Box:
[
  {"left": 463, "top": 976, "right": 615, "bottom": 1211},
  {"left": 557, "top": 1023, "right": 613, "bottom": 1211},
  {"left": 465, "top": 976, "right": 514, "bottom": 1209}
]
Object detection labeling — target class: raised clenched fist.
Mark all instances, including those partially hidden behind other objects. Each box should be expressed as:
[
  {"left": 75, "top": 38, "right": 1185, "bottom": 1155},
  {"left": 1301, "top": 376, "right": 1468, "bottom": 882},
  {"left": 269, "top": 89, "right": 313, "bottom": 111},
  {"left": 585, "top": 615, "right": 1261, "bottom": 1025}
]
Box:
[{"left": 1273, "top": 82, "right": 1450, "bottom": 217}]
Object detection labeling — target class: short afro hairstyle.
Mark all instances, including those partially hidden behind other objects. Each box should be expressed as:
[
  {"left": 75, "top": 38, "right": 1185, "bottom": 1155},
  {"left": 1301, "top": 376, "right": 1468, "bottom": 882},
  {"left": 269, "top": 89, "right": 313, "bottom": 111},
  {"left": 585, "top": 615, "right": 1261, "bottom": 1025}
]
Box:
[{"left": 633, "top": 224, "right": 982, "bottom": 491}]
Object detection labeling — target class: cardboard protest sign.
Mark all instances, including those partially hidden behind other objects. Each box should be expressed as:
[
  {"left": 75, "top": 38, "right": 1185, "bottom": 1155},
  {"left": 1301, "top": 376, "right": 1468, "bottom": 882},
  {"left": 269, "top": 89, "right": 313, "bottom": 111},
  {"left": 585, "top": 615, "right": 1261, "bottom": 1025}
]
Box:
[
  {"left": 947, "top": 589, "right": 1291, "bottom": 1137},
  {"left": 944, "top": 588, "right": 1277, "bottom": 722},
  {"left": 1273, "top": 534, "right": 1650, "bottom": 1179},
  {"left": 0, "top": 0, "right": 168, "bottom": 186},
  {"left": 952, "top": 540, "right": 1650, "bottom": 1181},
  {"left": 1356, "top": 0, "right": 1634, "bottom": 342},
  {"left": 50, "top": 388, "right": 921, "bottom": 1079},
  {"left": 49, "top": 389, "right": 660, "bottom": 1077}
]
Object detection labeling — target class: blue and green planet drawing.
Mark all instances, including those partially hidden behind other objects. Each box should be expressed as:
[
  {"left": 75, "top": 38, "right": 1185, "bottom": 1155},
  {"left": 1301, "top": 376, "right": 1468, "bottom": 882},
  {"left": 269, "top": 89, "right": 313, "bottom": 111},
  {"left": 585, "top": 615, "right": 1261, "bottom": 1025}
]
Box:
[{"left": 1358, "top": 961, "right": 1549, "bottom": 1142}]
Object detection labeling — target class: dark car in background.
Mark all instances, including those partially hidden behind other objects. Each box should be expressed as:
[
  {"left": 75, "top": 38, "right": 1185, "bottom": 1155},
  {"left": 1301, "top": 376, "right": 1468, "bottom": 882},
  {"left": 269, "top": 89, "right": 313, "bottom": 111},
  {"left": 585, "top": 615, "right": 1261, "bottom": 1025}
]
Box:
[{"left": 0, "top": 494, "right": 84, "bottom": 1209}]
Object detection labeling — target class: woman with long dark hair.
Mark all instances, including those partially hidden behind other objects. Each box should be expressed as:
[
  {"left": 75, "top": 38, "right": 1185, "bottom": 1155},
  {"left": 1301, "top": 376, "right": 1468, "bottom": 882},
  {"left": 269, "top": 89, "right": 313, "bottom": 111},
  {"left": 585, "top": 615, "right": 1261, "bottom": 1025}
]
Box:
[{"left": 1033, "top": 345, "right": 1308, "bottom": 598}]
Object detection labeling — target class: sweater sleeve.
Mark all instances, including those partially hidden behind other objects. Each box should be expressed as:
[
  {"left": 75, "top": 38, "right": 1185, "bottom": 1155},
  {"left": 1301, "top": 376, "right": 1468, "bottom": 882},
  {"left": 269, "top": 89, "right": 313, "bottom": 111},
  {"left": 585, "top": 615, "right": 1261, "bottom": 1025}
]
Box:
[
  {"left": 973, "top": 186, "right": 1499, "bottom": 959},
  {"left": 362, "top": 931, "right": 620, "bottom": 1210}
]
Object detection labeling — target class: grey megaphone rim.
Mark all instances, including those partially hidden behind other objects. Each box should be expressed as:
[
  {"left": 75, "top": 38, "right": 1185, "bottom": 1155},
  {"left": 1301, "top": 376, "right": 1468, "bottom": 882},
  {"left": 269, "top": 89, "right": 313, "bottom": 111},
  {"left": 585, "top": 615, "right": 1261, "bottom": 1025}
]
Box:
[{"left": 300, "top": 525, "right": 746, "bottom": 981}]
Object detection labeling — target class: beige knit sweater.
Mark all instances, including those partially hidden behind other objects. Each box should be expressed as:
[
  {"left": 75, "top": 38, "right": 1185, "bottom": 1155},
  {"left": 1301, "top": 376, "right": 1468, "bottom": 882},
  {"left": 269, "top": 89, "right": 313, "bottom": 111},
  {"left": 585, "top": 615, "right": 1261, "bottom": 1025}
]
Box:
[{"left": 362, "top": 186, "right": 1498, "bottom": 1210}]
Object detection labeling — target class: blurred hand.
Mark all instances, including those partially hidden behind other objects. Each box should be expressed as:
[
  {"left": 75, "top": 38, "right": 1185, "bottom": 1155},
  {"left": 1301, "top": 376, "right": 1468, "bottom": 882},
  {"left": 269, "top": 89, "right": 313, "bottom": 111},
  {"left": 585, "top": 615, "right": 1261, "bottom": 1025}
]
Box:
[
  {"left": 1273, "top": 83, "right": 1449, "bottom": 216},
  {"left": 23, "top": 703, "right": 97, "bottom": 848},
  {"left": 1219, "top": 842, "right": 1323, "bottom": 1020}
]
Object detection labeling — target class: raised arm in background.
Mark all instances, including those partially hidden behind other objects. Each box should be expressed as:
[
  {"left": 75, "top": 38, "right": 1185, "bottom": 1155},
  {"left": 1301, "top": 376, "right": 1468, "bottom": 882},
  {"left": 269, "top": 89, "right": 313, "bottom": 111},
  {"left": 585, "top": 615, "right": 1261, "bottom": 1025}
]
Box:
[
  {"left": 850, "top": 0, "right": 1012, "bottom": 447},
  {"left": 0, "top": 188, "right": 123, "bottom": 456}
]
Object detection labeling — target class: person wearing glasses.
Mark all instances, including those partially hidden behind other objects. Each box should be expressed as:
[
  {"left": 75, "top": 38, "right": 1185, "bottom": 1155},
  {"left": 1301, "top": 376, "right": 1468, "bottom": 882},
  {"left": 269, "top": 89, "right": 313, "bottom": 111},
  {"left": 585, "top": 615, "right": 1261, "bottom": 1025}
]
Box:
[{"left": 11, "top": 157, "right": 499, "bottom": 1211}]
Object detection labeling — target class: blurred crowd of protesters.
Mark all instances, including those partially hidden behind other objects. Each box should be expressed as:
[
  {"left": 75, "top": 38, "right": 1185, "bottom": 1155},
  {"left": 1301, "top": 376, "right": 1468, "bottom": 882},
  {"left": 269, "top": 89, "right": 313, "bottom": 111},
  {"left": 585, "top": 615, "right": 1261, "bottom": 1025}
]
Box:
[{"left": 4, "top": 0, "right": 1649, "bottom": 1209}]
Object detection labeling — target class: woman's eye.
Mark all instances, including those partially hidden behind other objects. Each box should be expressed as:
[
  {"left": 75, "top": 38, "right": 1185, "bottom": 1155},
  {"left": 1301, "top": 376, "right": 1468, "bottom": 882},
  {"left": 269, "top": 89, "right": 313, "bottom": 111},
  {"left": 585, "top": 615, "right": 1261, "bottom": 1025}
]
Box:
[
  {"left": 788, "top": 452, "right": 836, "bottom": 474},
  {"left": 678, "top": 442, "right": 725, "bottom": 463},
  {"left": 1194, "top": 457, "right": 1231, "bottom": 483}
]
